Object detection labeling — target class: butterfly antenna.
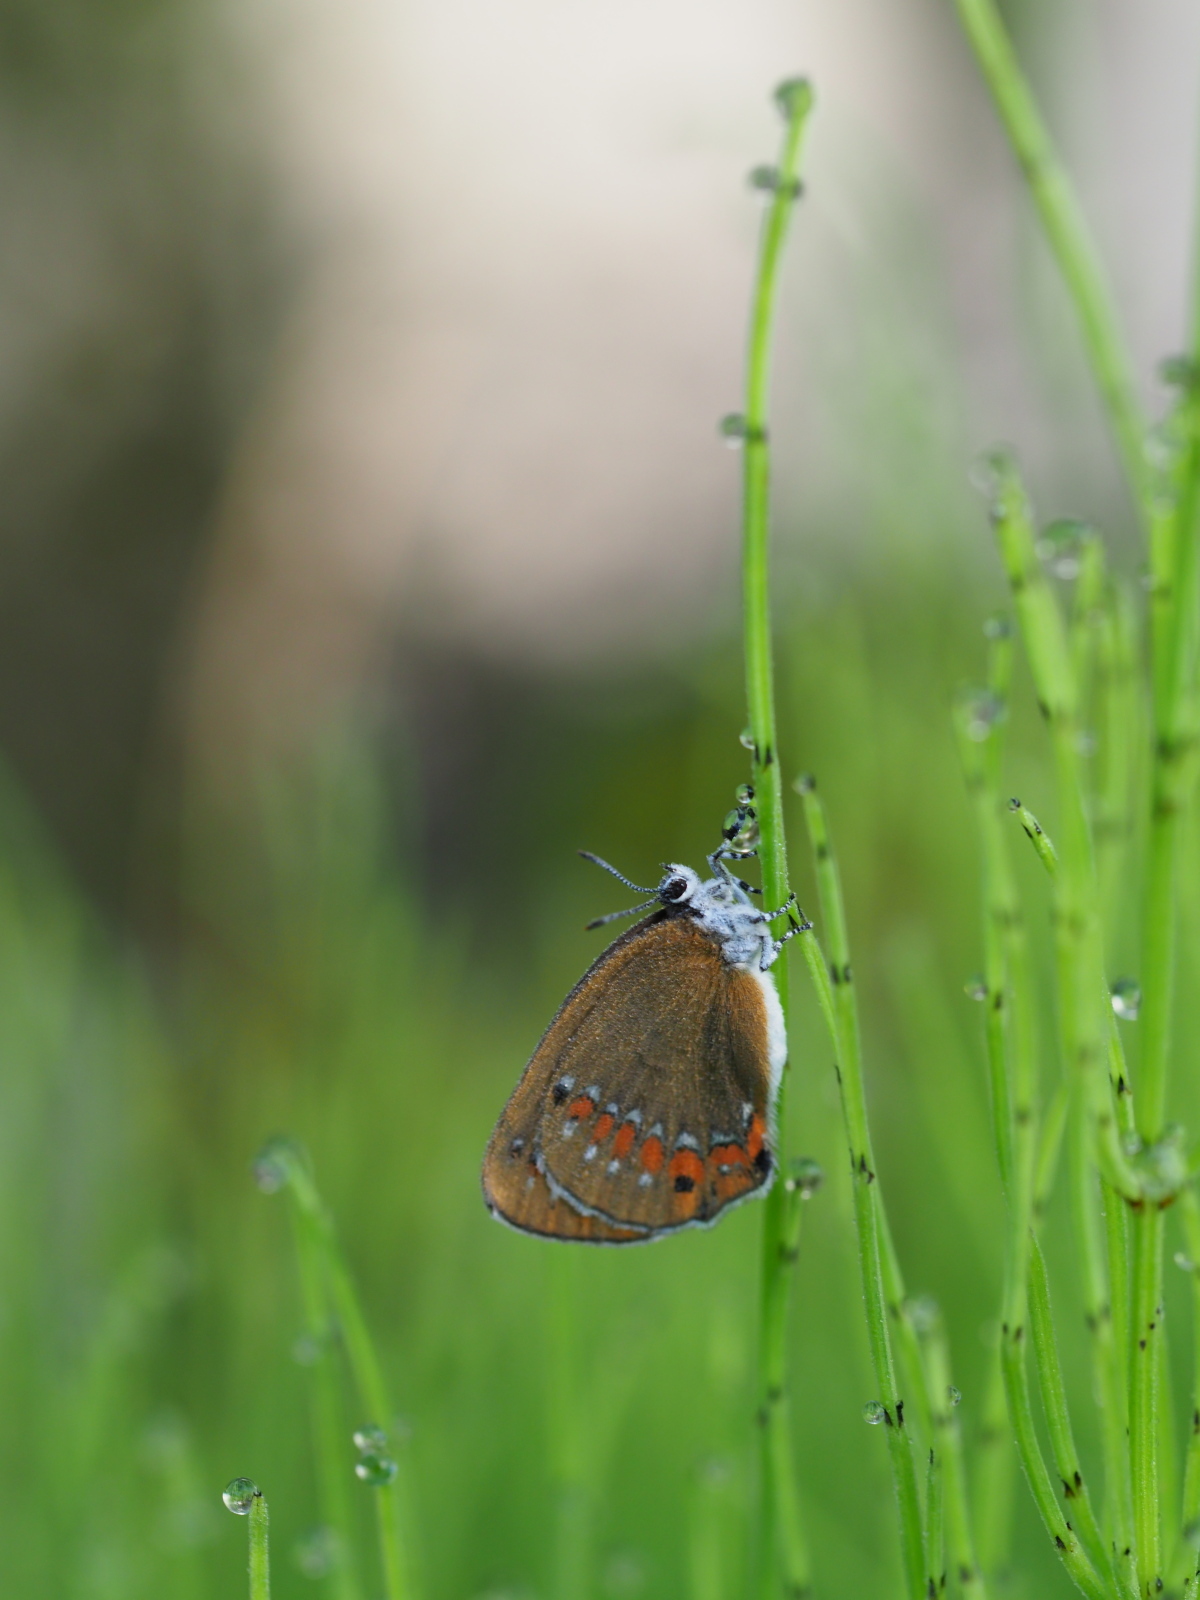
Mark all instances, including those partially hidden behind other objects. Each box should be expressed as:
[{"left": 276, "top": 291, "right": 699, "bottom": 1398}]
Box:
[
  {"left": 578, "top": 851, "right": 655, "bottom": 895},
  {"left": 585, "top": 897, "right": 658, "bottom": 932}
]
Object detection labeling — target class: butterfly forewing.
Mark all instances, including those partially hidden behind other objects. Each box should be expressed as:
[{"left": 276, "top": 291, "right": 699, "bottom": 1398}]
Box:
[{"left": 482, "top": 914, "right": 777, "bottom": 1242}]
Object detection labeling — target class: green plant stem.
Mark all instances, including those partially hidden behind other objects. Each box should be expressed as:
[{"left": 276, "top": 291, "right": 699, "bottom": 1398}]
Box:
[
  {"left": 1183, "top": 1193, "right": 1200, "bottom": 1534},
  {"left": 548, "top": 1249, "right": 588, "bottom": 1600},
  {"left": 1141, "top": 381, "right": 1200, "bottom": 1142},
  {"left": 267, "top": 1143, "right": 417, "bottom": 1600},
  {"left": 249, "top": 1491, "right": 271, "bottom": 1600},
  {"left": 950, "top": 0, "right": 1148, "bottom": 517},
  {"left": 988, "top": 460, "right": 1137, "bottom": 1200},
  {"left": 740, "top": 78, "right": 814, "bottom": 1600},
  {"left": 291, "top": 1205, "right": 361, "bottom": 1600},
  {"left": 797, "top": 781, "right": 926, "bottom": 1600},
  {"left": 918, "top": 1303, "right": 986, "bottom": 1599},
  {"left": 1130, "top": 1204, "right": 1166, "bottom": 1595},
  {"left": 1027, "top": 1237, "right": 1122, "bottom": 1588},
  {"left": 999, "top": 1318, "right": 1109, "bottom": 1600},
  {"left": 759, "top": 1172, "right": 811, "bottom": 1599}
]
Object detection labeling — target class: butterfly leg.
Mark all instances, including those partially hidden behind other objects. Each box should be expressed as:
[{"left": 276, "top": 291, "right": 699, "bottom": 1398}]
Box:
[
  {"left": 759, "top": 891, "right": 799, "bottom": 920},
  {"left": 760, "top": 911, "right": 812, "bottom": 970}
]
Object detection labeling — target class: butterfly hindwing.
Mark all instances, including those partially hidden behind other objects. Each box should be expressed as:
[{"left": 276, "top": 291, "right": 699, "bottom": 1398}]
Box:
[{"left": 482, "top": 914, "right": 778, "bottom": 1242}]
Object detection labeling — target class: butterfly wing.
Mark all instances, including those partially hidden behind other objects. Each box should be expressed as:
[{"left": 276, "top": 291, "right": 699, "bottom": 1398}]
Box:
[
  {"left": 482, "top": 914, "right": 782, "bottom": 1242},
  {"left": 483, "top": 1153, "right": 649, "bottom": 1243}
]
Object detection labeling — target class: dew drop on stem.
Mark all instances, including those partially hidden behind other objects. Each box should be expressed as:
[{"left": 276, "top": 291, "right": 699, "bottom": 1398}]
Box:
[
  {"left": 355, "top": 1452, "right": 398, "bottom": 1486},
  {"left": 947, "top": 1385, "right": 962, "bottom": 1408},
  {"left": 965, "top": 977, "right": 988, "bottom": 1003},
  {"left": 862, "top": 1401, "right": 886, "bottom": 1426},
  {"left": 352, "top": 1424, "right": 388, "bottom": 1454},
  {"left": 1110, "top": 978, "right": 1141, "bottom": 1021},
  {"left": 223, "top": 1478, "right": 260, "bottom": 1515},
  {"left": 786, "top": 1157, "right": 823, "bottom": 1199},
  {"left": 719, "top": 413, "right": 747, "bottom": 448}
]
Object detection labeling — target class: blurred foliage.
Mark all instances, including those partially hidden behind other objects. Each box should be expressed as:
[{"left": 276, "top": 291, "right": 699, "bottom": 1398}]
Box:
[{"left": 10, "top": 542, "right": 1200, "bottom": 1597}]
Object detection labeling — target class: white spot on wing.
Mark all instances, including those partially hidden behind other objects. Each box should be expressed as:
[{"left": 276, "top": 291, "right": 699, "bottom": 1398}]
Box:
[{"left": 584, "top": 1144, "right": 598, "bottom": 1161}]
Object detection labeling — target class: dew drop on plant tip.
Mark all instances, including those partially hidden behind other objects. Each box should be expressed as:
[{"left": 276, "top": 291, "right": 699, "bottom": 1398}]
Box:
[{"left": 222, "top": 1477, "right": 260, "bottom": 1515}]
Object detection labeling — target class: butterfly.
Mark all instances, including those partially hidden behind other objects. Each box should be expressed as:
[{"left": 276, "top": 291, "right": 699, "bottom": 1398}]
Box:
[{"left": 481, "top": 819, "right": 804, "bottom": 1243}]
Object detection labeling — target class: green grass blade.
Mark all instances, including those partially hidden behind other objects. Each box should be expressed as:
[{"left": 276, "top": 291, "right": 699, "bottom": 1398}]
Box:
[
  {"left": 737, "top": 75, "right": 815, "bottom": 1600},
  {"left": 950, "top": 0, "right": 1148, "bottom": 517}
]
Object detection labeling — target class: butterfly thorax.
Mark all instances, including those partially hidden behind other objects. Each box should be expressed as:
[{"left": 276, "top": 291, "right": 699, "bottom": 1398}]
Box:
[{"left": 657, "top": 864, "right": 776, "bottom": 971}]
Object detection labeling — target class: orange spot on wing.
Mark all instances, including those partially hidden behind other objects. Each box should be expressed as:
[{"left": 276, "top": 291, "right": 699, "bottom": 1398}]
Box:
[
  {"left": 566, "top": 1095, "right": 596, "bottom": 1121},
  {"left": 709, "top": 1142, "right": 750, "bottom": 1169},
  {"left": 592, "top": 1113, "right": 615, "bottom": 1142},
  {"left": 668, "top": 1148, "right": 706, "bottom": 1218},
  {"left": 613, "top": 1122, "right": 638, "bottom": 1159},
  {"left": 746, "top": 1114, "right": 766, "bottom": 1162},
  {"left": 640, "top": 1135, "right": 665, "bottom": 1174}
]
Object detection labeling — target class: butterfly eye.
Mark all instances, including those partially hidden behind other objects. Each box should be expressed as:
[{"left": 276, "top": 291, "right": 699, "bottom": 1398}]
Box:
[{"left": 662, "top": 876, "right": 691, "bottom": 902}]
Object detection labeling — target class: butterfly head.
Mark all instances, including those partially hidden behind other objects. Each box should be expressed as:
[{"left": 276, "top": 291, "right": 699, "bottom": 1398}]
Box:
[{"left": 656, "top": 866, "right": 701, "bottom": 907}]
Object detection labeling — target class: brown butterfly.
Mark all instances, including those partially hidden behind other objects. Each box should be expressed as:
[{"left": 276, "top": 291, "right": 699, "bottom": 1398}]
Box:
[{"left": 481, "top": 828, "right": 804, "bottom": 1244}]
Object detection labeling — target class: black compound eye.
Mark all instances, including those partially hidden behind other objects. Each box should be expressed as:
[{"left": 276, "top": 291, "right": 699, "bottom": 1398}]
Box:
[{"left": 663, "top": 876, "right": 690, "bottom": 902}]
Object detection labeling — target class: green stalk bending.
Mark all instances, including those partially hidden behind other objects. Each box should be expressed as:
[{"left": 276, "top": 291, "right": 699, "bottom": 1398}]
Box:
[
  {"left": 950, "top": 0, "right": 1148, "bottom": 517},
  {"left": 738, "top": 76, "right": 815, "bottom": 1600},
  {"left": 797, "top": 781, "right": 926, "bottom": 1600}
]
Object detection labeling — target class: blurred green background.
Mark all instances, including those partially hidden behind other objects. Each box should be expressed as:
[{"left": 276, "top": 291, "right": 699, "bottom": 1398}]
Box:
[{"left": 3, "top": 0, "right": 1200, "bottom": 1595}]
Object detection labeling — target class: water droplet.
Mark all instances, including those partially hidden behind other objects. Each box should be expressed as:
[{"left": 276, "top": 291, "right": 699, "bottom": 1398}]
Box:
[
  {"left": 786, "top": 1157, "right": 823, "bottom": 1199},
  {"left": 222, "top": 1478, "right": 260, "bottom": 1515},
  {"left": 747, "top": 165, "right": 801, "bottom": 198},
  {"left": 292, "top": 1332, "right": 323, "bottom": 1366},
  {"left": 968, "top": 447, "right": 1015, "bottom": 509},
  {"left": 1111, "top": 978, "right": 1141, "bottom": 1021},
  {"left": 957, "top": 687, "right": 1005, "bottom": 743},
  {"left": 1160, "top": 354, "right": 1199, "bottom": 390},
  {"left": 355, "top": 1452, "right": 398, "bottom": 1486},
  {"left": 906, "top": 1295, "right": 939, "bottom": 1335},
  {"left": 947, "top": 1385, "right": 962, "bottom": 1408},
  {"left": 719, "top": 413, "right": 747, "bottom": 447},
  {"left": 352, "top": 1424, "right": 388, "bottom": 1454},
  {"left": 863, "top": 1401, "right": 886, "bottom": 1426},
  {"left": 773, "top": 77, "right": 813, "bottom": 121},
  {"left": 965, "top": 977, "right": 988, "bottom": 1003},
  {"left": 1123, "top": 1131, "right": 1143, "bottom": 1157},
  {"left": 294, "top": 1526, "right": 341, "bottom": 1579},
  {"left": 983, "top": 614, "right": 1011, "bottom": 641},
  {"left": 1174, "top": 1252, "right": 1195, "bottom": 1274},
  {"left": 1036, "top": 518, "right": 1094, "bottom": 580},
  {"left": 735, "top": 783, "right": 755, "bottom": 807},
  {"left": 739, "top": 727, "right": 756, "bottom": 751},
  {"left": 732, "top": 816, "right": 759, "bottom": 851},
  {"left": 252, "top": 1136, "right": 295, "bottom": 1194}
]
